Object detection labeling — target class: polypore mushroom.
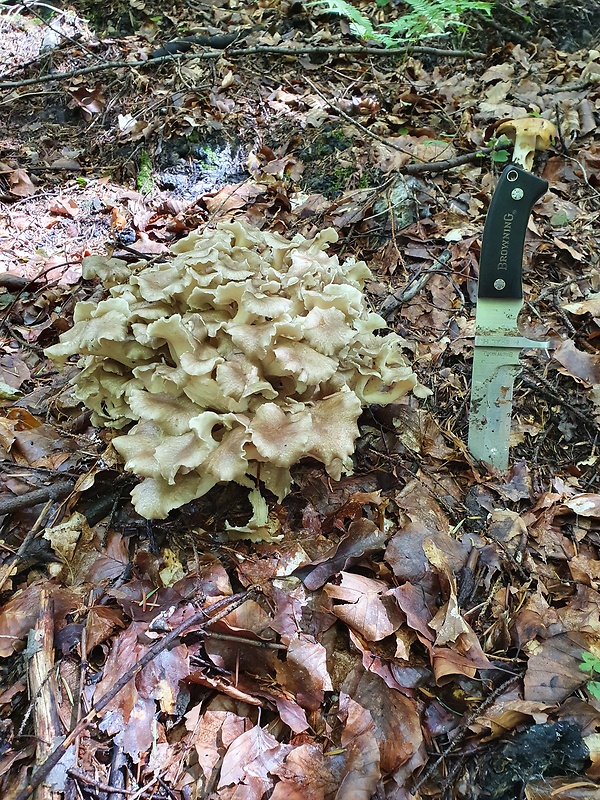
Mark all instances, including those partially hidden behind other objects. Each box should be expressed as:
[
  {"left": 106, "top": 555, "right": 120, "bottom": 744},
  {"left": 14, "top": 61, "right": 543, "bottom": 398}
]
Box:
[
  {"left": 496, "top": 117, "right": 557, "bottom": 172},
  {"left": 46, "top": 220, "right": 430, "bottom": 525}
]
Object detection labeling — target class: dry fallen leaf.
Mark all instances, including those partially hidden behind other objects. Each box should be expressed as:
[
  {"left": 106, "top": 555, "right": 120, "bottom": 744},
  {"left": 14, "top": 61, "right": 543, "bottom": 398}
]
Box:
[
  {"left": 564, "top": 494, "right": 600, "bottom": 518},
  {"left": 271, "top": 743, "right": 338, "bottom": 800},
  {"left": 553, "top": 339, "right": 600, "bottom": 387},
  {"left": 325, "top": 572, "right": 404, "bottom": 641},
  {"left": 218, "top": 724, "right": 291, "bottom": 797},
  {"left": 8, "top": 168, "right": 35, "bottom": 197},
  {"left": 564, "top": 294, "right": 600, "bottom": 321}
]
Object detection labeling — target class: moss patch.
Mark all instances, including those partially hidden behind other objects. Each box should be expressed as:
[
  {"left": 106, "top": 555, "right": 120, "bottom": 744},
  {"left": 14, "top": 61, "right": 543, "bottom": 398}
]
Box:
[
  {"left": 299, "top": 125, "right": 360, "bottom": 199},
  {"left": 136, "top": 150, "right": 154, "bottom": 194}
]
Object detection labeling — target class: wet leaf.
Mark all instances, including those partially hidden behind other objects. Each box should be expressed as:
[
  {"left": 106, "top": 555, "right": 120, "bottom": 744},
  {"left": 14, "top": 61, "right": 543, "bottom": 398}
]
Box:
[
  {"left": 303, "top": 518, "right": 386, "bottom": 590},
  {"left": 524, "top": 632, "right": 596, "bottom": 704}
]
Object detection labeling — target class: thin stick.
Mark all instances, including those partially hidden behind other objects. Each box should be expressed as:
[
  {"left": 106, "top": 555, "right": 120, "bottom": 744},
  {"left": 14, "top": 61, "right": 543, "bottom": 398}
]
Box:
[
  {"left": 470, "top": 9, "right": 529, "bottom": 45},
  {"left": 23, "top": 3, "right": 109, "bottom": 66},
  {"left": 203, "top": 630, "right": 287, "bottom": 650},
  {"left": 544, "top": 78, "right": 596, "bottom": 94},
  {"left": 304, "top": 75, "right": 414, "bottom": 156},
  {"left": 304, "top": 76, "right": 494, "bottom": 171},
  {"left": 14, "top": 588, "right": 259, "bottom": 800},
  {"left": 411, "top": 674, "right": 521, "bottom": 795},
  {"left": 403, "top": 149, "right": 494, "bottom": 174},
  {"left": 67, "top": 770, "right": 134, "bottom": 795},
  {"left": 520, "top": 367, "right": 597, "bottom": 428},
  {"left": 535, "top": 272, "right": 594, "bottom": 303},
  {"left": 0, "top": 497, "right": 58, "bottom": 593},
  {"left": 0, "top": 481, "right": 74, "bottom": 517}
]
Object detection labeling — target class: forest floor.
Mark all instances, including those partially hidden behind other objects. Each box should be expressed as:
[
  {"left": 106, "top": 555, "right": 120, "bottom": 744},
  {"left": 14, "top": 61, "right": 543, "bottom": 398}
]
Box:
[{"left": 1, "top": 0, "right": 600, "bottom": 798}]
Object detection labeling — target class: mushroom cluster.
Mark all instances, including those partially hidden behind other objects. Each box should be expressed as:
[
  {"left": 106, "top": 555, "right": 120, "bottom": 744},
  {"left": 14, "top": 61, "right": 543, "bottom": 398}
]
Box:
[{"left": 46, "top": 221, "right": 426, "bottom": 519}]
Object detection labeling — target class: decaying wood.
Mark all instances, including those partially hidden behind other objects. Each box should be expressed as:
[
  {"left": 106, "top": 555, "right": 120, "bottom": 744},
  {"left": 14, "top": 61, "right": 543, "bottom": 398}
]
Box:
[
  {"left": 28, "top": 588, "right": 65, "bottom": 800},
  {"left": 0, "top": 481, "right": 74, "bottom": 517}
]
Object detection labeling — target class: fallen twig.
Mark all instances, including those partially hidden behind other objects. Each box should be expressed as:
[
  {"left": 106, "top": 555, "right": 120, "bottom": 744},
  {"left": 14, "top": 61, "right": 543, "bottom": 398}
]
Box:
[
  {"left": 203, "top": 630, "right": 287, "bottom": 650},
  {"left": 0, "top": 496, "right": 58, "bottom": 593},
  {"left": 411, "top": 673, "right": 521, "bottom": 795},
  {"left": 0, "top": 480, "right": 74, "bottom": 516},
  {"left": 402, "top": 149, "right": 494, "bottom": 174},
  {"left": 379, "top": 252, "right": 453, "bottom": 318},
  {"left": 0, "top": 261, "right": 78, "bottom": 331},
  {"left": 544, "top": 78, "right": 597, "bottom": 94},
  {"left": 24, "top": 2, "right": 109, "bottom": 66},
  {"left": 0, "top": 274, "right": 43, "bottom": 290},
  {"left": 67, "top": 769, "right": 134, "bottom": 795},
  {"left": 107, "top": 745, "right": 128, "bottom": 800},
  {"left": 28, "top": 588, "right": 63, "bottom": 800},
  {"left": 0, "top": 43, "right": 485, "bottom": 90},
  {"left": 305, "top": 77, "right": 495, "bottom": 172},
  {"left": 470, "top": 8, "right": 530, "bottom": 44},
  {"left": 304, "top": 75, "right": 414, "bottom": 157},
  {"left": 534, "top": 272, "right": 594, "bottom": 303},
  {"left": 14, "top": 588, "right": 259, "bottom": 800},
  {"left": 520, "top": 366, "right": 597, "bottom": 428}
]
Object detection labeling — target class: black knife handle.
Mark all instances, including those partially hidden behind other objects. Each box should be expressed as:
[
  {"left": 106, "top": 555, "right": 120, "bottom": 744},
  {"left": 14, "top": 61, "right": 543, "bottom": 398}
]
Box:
[{"left": 478, "top": 165, "right": 548, "bottom": 300}]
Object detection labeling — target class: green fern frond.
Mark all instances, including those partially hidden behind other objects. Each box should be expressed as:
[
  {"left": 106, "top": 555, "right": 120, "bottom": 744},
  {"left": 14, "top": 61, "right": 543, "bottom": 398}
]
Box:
[
  {"left": 306, "top": 0, "right": 376, "bottom": 38},
  {"left": 309, "top": 0, "right": 493, "bottom": 45}
]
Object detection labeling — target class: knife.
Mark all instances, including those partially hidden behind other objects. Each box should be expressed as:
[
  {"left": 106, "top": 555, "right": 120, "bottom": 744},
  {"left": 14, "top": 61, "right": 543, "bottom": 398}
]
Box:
[{"left": 467, "top": 163, "right": 549, "bottom": 469}]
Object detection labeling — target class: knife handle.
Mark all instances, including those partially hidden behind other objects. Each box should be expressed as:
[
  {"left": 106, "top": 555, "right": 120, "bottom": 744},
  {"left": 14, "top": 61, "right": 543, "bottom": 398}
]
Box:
[{"left": 478, "top": 165, "right": 548, "bottom": 300}]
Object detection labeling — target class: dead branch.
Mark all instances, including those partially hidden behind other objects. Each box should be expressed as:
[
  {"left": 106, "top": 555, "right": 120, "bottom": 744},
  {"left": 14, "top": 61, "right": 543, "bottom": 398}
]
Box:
[
  {"left": 534, "top": 272, "right": 594, "bottom": 303},
  {"left": 520, "top": 366, "right": 597, "bottom": 428},
  {"left": 22, "top": 3, "right": 108, "bottom": 66},
  {"left": 67, "top": 770, "right": 134, "bottom": 795},
  {"left": 0, "top": 262, "right": 78, "bottom": 331},
  {"left": 402, "top": 149, "right": 494, "bottom": 173},
  {"left": 0, "top": 44, "right": 486, "bottom": 90},
  {"left": 203, "top": 630, "right": 287, "bottom": 650},
  {"left": 0, "top": 504, "right": 52, "bottom": 594},
  {"left": 0, "top": 481, "right": 74, "bottom": 516},
  {"left": 379, "top": 252, "right": 453, "bottom": 318},
  {"left": 544, "top": 78, "right": 597, "bottom": 94},
  {"left": 303, "top": 75, "right": 413, "bottom": 157},
  {"left": 470, "top": 8, "right": 530, "bottom": 45}
]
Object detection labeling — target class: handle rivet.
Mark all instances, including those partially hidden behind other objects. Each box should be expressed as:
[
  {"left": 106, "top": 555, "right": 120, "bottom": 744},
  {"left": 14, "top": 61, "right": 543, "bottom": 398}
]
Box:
[
  {"left": 511, "top": 187, "right": 524, "bottom": 200},
  {"left": 494, "top": 279, "right": 506, "bottom": 290},
  {"left": 507, "top": 169, "right": 519, "bottom": 182}
]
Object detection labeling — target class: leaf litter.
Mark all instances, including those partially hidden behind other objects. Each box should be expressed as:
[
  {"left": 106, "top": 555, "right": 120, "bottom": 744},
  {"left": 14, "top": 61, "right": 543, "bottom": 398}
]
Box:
[{"left": 1, "top": 0, "right": 600, "bottom": 798}]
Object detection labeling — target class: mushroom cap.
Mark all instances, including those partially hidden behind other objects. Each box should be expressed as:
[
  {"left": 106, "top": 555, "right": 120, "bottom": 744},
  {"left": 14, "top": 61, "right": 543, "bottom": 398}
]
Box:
[{"left": 496, "top": 117, "right": 557, "bottom": 170}]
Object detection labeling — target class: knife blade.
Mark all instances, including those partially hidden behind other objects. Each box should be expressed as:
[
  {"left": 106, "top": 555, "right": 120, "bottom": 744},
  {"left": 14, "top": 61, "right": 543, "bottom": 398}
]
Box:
[{"left": 468, "top": 164, "right": 549, "bottom": 469}]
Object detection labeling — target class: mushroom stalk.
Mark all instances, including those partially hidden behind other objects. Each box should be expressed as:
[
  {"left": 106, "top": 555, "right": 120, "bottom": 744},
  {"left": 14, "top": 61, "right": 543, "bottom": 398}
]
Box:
[{"left": 497, "top": 117, "right": 557, "bottom": 171}]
